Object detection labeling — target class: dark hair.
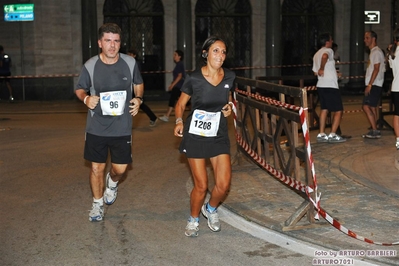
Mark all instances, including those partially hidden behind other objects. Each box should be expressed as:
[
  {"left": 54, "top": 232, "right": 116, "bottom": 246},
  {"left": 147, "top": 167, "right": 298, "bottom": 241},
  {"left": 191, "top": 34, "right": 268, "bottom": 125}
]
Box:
[
  {"left": 98, "top": 23, "right": 122, "bottom": 40},
  {"left": 390, "top": 28, "right": 399, "bottom": 59},
  {"left": 200, "top": 35, "right": 227, "bottom": 63},
  {"left": 318, "top": 33, "right": 331, "bottom": 48},
  {"left": 128, "top": 48, "right": 138, "bottom": 55},
  {"left": 175, "top": 49, "right": 184, "bottom": 60},
  {"left": 367, "top": 30, "right": 377, "bottom": 40}
]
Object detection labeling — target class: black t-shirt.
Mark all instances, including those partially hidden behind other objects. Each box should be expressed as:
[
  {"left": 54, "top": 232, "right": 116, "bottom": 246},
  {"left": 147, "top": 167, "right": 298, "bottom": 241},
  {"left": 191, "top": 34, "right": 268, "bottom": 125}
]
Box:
[{"left": 181, "top": 67, "right": 236, "bottom": 141}]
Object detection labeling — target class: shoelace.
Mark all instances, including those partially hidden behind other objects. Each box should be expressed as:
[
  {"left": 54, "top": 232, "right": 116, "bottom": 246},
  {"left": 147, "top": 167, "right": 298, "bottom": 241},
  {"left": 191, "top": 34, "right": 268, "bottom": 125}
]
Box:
[
  {"left": 90, "top": 204, "right": 103, "bottom": 214},
  {"left": 186, "top": 221, "right": 199, "bottom": 230},
  {"left": 208, "top": 211, "right": 219, "bottom": 223}
]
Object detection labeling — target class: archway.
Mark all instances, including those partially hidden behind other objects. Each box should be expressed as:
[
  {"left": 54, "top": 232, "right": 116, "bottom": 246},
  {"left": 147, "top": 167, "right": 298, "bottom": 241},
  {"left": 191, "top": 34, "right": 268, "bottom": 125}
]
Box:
[
  {"left": 282, "top": 0, "right": 334, "bottom": 76},
  {"left": 103, "top": 0, "right": 165, "bottom": 92},
  {"left": 195, "top": 0, "right": 252, "bottom": 77}
]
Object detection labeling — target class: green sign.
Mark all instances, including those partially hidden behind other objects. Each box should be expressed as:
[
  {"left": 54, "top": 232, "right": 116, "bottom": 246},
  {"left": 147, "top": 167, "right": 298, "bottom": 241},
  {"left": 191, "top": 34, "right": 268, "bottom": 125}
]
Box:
[{"left": 4, "top": 4, "right": 35, "bottom": 22}]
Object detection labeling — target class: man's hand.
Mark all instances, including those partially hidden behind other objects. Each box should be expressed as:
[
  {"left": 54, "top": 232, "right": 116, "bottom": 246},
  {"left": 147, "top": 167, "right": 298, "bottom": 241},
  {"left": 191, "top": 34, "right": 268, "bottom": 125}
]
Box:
[
  {"left": 129, "top": 98, "right": 141, "bottom": 116},
  {"left": 86, "top": 96, "right": 100, "bottom": 109},
  {"left": 365, "top": 85, "right": 372, "bottom": 96}
]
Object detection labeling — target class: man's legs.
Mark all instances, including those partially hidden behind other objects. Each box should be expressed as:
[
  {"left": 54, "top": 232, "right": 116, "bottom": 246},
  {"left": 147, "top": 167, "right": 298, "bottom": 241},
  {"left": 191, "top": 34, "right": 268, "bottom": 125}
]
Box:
[
  {"left": 90, "top": 162, "right": 107, "bottom": 199},
  {"left": 104, "top": 163, "right": 128, "bottom": 205},
  {"left": 394, "top": 115, "right": 399, "bottom": 149},
  {"left": 319, "top": 109, "right": 328, "bottom": 134},
  {"left": 6, "top": 81, "right": 13, "bottom": 101},
  {"left": 363, "top": 104, "right": 378, "bottom": 130},
  {"left": 331, "top": 110, "right": 343, "bottom": 133}
]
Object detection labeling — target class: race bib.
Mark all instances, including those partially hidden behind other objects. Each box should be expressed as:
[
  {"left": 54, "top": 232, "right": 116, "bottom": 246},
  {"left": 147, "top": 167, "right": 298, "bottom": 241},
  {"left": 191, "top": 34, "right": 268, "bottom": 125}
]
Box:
[
  {"left": 99, "top": 90, "right": 127, "bottom": 116},
  {"left": 188, "top": 109, "right": 221, "bottom": 137}
]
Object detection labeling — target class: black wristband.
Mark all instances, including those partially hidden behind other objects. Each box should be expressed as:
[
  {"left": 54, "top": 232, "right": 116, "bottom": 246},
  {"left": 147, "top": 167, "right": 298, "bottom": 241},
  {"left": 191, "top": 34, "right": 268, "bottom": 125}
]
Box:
[{"left": 135, "top": 96, "right": 143, "bottom": 103}]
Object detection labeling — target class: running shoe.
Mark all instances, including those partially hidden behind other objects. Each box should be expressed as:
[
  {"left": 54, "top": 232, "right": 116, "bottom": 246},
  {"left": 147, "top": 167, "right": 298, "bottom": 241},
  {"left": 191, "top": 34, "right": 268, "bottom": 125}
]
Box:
[
  {"left": 396, "top": 142, "right": 399, "bottom": 150},
  {"left": 159, "top": 116, "right": 169, "bottom": 122},
  {"left": 362, "top": 130, "right": 373, "bottom": 138},
  {"left": 316, "top": 134, "right": 328, "bottom": 143},
  {"left": 149, "top": 118, "right": 158, "bottom": 127},
  {"left": 185, "top": 218, "right": 199, "bottom": 237},
  {"left": 104, "top": 173, "right": 118, "bottom": 205},
  {"left": 328, "top": 134, "right": 346, "bottom": 143},
  {"left": 365, "top": 130, "right": 381, "bottom": 139},
  {"left": 89, "top": 202, "right": 104, "bottom": 222},
  {"left": 201, "top": 204, "right": 221, "bottom": 232}
]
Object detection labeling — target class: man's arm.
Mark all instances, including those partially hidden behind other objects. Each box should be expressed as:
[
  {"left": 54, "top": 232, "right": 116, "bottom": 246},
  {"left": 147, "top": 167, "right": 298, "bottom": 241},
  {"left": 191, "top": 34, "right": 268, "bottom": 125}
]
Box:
[
  {"left": 365, "top": 63, "right": 380, "bottom": 95},
  {"left": 317, "top": 53, "right": 328, "bottom": 76},
  {"left": 75, "top": 88, "right": 99, "bottom": 109},
  {"left": 133, "top": 83, "right": 144, "bottom": 99}
]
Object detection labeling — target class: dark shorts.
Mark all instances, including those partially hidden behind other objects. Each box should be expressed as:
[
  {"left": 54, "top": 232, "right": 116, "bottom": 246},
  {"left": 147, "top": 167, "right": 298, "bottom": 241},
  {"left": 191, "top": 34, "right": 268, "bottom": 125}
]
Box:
[
  {"left": 168, "top": 86, "right": 181, "bottom": 107},
  {"left": 317, "top": 87, "right": 343, "bottom": 112},
  {"left": 179, "top": 134, "right": 230, "bottom": 158},
  {"left": 0, "top": 72, "right": 11, "bottom": 82},
  {"left": 392, "top": 92, "right": 399, "bottom": 116},
  {"left": 84, "top": 133, "right": 132, "bottom": 164},
  {"left": 363, "top": 85, "right": 382, "bottom": 107}
]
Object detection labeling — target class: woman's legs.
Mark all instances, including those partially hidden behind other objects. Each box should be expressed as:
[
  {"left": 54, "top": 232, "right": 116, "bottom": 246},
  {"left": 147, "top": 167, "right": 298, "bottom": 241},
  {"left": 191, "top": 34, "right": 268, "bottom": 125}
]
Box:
[
  {"left": 208, "top": 154, "right": 231, "bottom": 208},
  {"left": 187, "top": 158, "right": 208, "bottom": 218}
]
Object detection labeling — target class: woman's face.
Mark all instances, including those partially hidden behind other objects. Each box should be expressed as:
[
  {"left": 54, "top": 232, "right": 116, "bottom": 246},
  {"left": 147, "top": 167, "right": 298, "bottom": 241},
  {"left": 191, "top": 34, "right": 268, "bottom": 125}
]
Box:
[
  {"left": 173, "top": 52, "right": 181, "bottom": 63},
  {"left": 206, "top": 41, "right": 226, "bottom": 68}
]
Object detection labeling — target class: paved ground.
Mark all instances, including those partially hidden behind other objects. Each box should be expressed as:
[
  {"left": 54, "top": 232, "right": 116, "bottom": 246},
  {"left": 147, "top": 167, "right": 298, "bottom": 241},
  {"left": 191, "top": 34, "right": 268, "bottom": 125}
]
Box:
[
  {"left": 222, "top": 95, "right": 399, "bottom": 266},
  {"left": 0, "top": 96, "right": 398, "bottom": 266}
]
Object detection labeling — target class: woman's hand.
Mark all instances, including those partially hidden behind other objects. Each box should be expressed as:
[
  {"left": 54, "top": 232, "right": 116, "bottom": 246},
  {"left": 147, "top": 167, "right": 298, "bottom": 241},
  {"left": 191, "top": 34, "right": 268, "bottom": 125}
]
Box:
[
  {"left": 221, "top": 103, "right": 233, "bottom": 117},
  {"left": 174, "top": 123, "right": 184, "bottom": 137}
]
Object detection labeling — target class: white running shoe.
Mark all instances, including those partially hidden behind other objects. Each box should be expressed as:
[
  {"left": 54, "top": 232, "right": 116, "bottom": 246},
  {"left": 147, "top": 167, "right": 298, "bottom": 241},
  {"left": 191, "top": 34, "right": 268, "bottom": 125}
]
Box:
[
  {"left": 201, "top": 204, "right": 221, "bottom": 232},
  {"left": 104, "top": 173, "right": 118, "bottom": 205}
]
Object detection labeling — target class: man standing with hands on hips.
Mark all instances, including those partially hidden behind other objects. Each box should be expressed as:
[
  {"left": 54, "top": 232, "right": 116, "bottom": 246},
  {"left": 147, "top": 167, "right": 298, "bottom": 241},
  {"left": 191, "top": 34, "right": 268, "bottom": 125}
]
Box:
[{"left": 75, "top": 23, "right": 144, "bottom": 222}]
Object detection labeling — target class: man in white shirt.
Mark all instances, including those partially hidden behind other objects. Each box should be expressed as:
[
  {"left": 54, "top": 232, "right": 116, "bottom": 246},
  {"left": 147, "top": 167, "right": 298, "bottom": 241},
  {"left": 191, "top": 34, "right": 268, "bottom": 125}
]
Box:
[
  {"left": 312, "top": 33, "right": 346, "bottom": 143},
  {"left": 362, "top": 31, "right": 385, "bottom": 139}
]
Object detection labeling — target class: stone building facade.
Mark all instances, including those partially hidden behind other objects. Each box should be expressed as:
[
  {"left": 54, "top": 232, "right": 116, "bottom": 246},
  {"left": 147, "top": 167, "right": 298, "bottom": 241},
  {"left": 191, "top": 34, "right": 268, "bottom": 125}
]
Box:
[{"left": 0, "top": 0, "right": 396, "bottom": 100}]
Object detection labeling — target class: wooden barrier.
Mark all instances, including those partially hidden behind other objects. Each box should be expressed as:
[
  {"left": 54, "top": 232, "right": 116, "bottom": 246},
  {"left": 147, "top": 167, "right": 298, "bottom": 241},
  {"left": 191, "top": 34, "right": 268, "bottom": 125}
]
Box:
[{"left": 234, "top": 76, "right": 326, "bottom": 230}]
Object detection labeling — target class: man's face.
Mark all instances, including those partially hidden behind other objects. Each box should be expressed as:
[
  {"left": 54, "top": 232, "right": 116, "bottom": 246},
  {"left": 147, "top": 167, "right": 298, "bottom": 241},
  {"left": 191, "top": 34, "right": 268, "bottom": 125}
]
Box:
[
  {"left": 364, "top": 32, "right": 373, "bottom": 48},
  {"left": 325, "top": 37, "right": 333, "bottom": 48},
  {"left": 98, "top": 32, "right": 121, "bottom": 59}
]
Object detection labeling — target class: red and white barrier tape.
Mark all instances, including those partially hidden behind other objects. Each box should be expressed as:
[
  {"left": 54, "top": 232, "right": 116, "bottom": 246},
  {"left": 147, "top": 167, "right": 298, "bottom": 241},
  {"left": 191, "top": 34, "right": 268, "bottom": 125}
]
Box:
[
  {"left": 299, "top": 107, "right": 321, "bottom": 219},
  {"left": 232, "top": 91, "right": 399, "bottom": 246},
  {"left": 235, "top": 88, "right": 301, "bottom": 111}
]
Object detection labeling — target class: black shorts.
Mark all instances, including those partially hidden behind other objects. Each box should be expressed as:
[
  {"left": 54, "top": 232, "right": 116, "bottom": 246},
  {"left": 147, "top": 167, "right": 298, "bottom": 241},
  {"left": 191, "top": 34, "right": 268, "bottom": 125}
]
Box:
[
  {"left": 84, "top": 133, "right": 132, "bottom": 164},
  {"left": 363, "top": 85, "right": 382, "bottom": 107},
  {"left": 179, "top": 133, "right": 230, "bottom": 158},
  {"left": 317, "top": 87, "right": 343, "bottom": 112},
  {"left": 392, "top": 92, "right": 399, "bottom": 116},
  {"left": 0, "top": 72, "right": 11, "bottom": 82}
]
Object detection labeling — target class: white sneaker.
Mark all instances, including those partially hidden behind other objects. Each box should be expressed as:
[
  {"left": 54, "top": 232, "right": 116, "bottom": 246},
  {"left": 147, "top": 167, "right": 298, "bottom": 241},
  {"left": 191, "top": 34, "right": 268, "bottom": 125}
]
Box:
[
  {"left": 185, "top": 218, "right": 199, "bottom": 237},
  {"left": 316, "top": 134, "right": 328, "bottom": 143},
  {"left": 201, "top": 204, "right": 221, "bottom": 232},
  {"left": 104, "top": 173, "right": 118, "bottom": 205},
  {"left": 89, "top": 202, "right": 104, "bottom": 222},
  {"left": 159, "top": 116, "right": 169, "bottom": 122},
  {"left": 328, "top": 134, "right": 346, "bottom": 143}
]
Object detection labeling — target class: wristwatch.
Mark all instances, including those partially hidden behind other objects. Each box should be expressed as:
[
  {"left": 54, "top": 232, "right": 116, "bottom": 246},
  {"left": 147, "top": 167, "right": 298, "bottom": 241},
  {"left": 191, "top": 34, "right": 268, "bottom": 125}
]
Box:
[{"left": 135, "top": 96, "right": 143, "bottom": 104}]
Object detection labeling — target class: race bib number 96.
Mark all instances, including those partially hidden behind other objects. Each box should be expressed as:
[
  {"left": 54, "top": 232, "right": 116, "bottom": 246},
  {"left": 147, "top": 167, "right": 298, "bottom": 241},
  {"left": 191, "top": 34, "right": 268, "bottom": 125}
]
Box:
[
  {"left": 188, "top": 109, "right": 221, "bottom": 137},
  {"left": 100, "top": 90, "right": 127, "bottom": 116}
]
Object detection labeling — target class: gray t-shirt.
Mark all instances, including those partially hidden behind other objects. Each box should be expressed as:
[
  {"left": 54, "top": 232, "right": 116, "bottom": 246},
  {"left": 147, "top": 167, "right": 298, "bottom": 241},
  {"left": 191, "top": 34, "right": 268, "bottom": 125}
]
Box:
[{"left": 76, "top": 53, "right": 143, "bottom": 137}]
